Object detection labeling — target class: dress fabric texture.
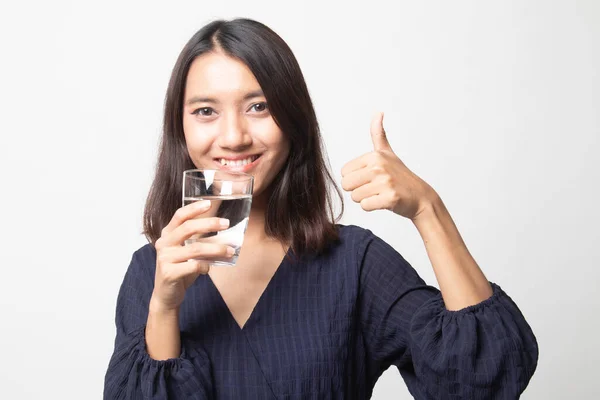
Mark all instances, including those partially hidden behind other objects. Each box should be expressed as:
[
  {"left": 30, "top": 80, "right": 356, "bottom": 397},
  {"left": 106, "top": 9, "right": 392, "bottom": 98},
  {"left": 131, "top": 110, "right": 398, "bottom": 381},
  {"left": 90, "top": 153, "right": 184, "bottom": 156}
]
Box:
[{"left": 104, "top": 225, "right": 538, "bottom": 399}]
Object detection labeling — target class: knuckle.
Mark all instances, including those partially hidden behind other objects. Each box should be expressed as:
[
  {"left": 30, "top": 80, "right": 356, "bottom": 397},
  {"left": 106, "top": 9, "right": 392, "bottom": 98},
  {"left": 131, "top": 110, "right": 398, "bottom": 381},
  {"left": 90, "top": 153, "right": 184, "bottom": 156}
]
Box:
[
  {"left": 157, "top": 252, "right": 170, "bottom": 266},
  {"left": 159, "top": 227, "right": 170, "bottom": 238},
  {"left": 161, "top": 270, "right": 176, "bottom": 283},
  {"left": 190, "top": 242, "right": 205, "bottom": 255},
  {"left": 155, "top": 236, "right": 168, "bottom": 250},
  {"left": 182, "top": 220, "right": 195, "bottom": 236},
  {"left": 174, "top": 208, "right": 186, "bottom": 221},
  {"left": 371, "top": 164, "right": 385, "bottom": 174},
  {"left": 203, "top": 242, "right": 220, "bottom": 255},
  {"left": 381, "top": 175, "right": 393, "bottom": 186},
  {"left": 156, "top": 265, "right": 168, "bottom": 280}
]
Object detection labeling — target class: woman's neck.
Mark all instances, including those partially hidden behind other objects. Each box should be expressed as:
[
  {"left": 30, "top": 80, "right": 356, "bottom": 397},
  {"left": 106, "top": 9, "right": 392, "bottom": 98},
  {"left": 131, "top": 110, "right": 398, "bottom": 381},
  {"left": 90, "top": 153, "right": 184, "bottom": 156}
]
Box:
[
  {"left": 244, "top": 187, "right": 291, "bottom": 250},
  {"left": 244, "top": 191, "right": 270, "bottom": 243}
]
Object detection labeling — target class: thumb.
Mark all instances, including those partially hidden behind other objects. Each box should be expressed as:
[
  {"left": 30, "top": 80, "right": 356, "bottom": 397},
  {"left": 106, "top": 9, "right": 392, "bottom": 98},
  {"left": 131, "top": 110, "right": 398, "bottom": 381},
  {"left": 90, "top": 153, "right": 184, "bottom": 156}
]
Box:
[{"left": 370, "top": 111, "right": 392, "bottom": 151}]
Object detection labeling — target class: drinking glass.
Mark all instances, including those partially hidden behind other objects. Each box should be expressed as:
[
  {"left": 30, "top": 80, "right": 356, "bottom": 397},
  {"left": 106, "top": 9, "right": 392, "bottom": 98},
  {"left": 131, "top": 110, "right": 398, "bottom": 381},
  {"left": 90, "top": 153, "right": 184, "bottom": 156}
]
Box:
[{"left": 182, "top": 169, "right": 253, "bottom": 266}]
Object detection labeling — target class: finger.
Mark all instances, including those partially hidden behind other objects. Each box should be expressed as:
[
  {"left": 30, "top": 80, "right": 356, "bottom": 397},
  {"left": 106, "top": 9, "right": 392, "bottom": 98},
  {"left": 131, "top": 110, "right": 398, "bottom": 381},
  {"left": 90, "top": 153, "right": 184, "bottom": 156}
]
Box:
[
  {"left": 350, "top": 182, "right": 379, "bottom": 203},
  {"left": 177, "top": 259, "right": 211, "bottom": 278},
  {"left": 166, "top": 241, "right": 235, "bottom": 264},
  {"left": 341, "top": 168, "right": 373, "bottom": 192},
  {"left": 162, "top": 200, "right": 212, "bottom": 236},
  {"left": 360, "top": 194, "right": 388, "bottom": 212},
  {"left": 341, "top": 153, "right": 370, "bottom": 177},
  {"left": 196, "top": 261, "right": 211, "bottom": 275},
  {"left": 370, "top": 111, "right": 392, "bottom": 152},
  {"left": 162, "top": 217, "right": 230, "bottom": 247},
  {"left": 160, "top": 259, "right": 209, "bottom": 283}
]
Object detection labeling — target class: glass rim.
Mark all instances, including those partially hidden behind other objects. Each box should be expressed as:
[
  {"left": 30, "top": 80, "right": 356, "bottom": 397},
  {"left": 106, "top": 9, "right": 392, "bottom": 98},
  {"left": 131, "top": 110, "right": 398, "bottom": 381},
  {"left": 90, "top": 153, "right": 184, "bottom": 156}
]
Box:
[{"left": 183, "top": 168, "right": 254, "bottom": 182}]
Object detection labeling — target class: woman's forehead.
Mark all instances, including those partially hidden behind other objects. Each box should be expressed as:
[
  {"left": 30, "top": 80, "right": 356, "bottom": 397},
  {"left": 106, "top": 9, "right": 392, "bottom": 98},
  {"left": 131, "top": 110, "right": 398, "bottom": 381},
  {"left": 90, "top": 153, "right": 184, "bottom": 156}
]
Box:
[{"left": 185, "top": 53, "right": 262, "bottom": 101}]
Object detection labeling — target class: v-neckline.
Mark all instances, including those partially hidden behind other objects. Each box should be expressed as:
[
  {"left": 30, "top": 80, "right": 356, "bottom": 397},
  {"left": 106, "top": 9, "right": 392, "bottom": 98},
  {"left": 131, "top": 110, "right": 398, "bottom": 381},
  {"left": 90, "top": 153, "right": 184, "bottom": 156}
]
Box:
[{"left": 207, "top": 250, "right": 290, "bottom": 331}]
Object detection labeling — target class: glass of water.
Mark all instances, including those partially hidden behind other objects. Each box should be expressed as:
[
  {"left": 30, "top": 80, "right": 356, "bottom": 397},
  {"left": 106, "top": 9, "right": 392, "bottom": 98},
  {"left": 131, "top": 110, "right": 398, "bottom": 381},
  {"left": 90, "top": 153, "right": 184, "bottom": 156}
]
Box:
[{"left": 183, "top": 169, "right": 253, "bottom": 266}]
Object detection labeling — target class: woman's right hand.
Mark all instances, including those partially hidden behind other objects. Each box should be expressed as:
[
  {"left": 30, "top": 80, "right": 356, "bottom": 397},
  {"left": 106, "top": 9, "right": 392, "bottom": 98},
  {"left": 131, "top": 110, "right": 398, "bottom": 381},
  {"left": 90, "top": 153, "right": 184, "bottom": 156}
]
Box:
[{"left": 149, "top": 200, "right": 233, "bottom": 313}]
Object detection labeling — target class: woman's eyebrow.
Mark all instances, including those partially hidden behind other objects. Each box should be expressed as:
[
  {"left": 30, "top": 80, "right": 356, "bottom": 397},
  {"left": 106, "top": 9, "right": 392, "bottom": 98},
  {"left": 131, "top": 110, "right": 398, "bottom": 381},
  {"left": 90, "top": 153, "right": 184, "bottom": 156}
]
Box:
[
  {"left": 185, "top": 95, "right": 218, "bottom": 106},
  {"left": 242, "top": 89, "right": 265, "bottom": 101},
  {"left": 185, "top": 90, "right": 265, "bottom": 106}
]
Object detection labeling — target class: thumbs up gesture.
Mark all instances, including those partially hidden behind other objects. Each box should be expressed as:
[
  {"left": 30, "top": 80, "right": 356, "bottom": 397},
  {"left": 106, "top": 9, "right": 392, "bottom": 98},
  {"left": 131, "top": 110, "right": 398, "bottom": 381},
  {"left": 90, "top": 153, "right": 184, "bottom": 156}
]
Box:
[{"left": 341, "top": 112, "right": 438, "bottom": 220}]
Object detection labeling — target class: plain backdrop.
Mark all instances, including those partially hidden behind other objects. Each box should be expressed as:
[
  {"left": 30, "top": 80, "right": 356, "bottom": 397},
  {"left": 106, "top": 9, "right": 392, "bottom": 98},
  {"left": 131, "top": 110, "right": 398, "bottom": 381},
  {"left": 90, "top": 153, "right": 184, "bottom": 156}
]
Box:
[{"left": 0, "top": 0, "right": 598, "bottom": 399}]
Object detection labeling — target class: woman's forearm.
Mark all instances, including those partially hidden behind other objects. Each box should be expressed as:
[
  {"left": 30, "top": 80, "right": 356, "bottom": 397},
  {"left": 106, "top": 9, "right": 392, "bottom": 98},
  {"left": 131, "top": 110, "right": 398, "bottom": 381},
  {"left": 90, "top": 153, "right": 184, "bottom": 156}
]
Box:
[
  {"left": 412, "top": 195, "right": 493, "bottom": 311},
  {"left": 145, "top": 298, "right": 181, "bottom": 360}
]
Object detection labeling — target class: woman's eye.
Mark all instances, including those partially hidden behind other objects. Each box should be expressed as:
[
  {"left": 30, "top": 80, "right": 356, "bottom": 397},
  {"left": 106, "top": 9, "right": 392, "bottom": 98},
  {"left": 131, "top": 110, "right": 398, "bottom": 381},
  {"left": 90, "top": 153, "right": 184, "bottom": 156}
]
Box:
[
  {"left": 250, "top": 102, "right": 268, "bottom": 112},
  {"left": 193, "top": 107, "right": 214, "bottom": 116}
]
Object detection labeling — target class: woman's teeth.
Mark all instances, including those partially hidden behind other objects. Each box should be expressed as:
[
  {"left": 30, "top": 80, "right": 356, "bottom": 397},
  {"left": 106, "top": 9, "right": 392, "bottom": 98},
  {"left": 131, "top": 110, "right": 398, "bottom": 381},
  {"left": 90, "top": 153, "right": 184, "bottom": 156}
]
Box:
[{"left": 219, "top": 156, "right": 258, "bottom": 166}]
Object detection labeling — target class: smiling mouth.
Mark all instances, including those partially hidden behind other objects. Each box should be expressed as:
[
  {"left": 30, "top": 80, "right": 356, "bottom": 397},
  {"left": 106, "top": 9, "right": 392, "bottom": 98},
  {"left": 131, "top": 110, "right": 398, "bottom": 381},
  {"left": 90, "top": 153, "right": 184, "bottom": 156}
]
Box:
[{"left": 215, "top": 154, "right": 261, "bottom": 167}]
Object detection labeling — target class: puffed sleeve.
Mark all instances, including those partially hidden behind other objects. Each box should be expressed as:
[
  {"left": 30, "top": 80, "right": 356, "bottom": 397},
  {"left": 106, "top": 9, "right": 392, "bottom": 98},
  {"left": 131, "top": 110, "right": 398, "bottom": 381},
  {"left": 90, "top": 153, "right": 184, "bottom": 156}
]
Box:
[
  {"left": 104, "top": 245, "right": 214, "bottom": 400},
  {"left": 357, "top": 230, "right": 538, "bottom": 399}
]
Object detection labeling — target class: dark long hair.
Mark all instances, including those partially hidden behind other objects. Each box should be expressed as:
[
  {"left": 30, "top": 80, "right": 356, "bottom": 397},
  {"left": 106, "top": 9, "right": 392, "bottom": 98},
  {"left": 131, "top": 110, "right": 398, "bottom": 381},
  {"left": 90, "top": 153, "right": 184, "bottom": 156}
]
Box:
[{"left": 143, "top": 18, "right": 343, "bottom": 256}]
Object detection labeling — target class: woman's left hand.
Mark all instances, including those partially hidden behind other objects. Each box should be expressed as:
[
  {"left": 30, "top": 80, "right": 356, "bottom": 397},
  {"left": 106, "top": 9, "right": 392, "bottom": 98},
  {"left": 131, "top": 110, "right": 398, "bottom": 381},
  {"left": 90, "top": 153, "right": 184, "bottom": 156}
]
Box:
[{"left": 341, "top": 112, "right": 438, "bottom": 221}]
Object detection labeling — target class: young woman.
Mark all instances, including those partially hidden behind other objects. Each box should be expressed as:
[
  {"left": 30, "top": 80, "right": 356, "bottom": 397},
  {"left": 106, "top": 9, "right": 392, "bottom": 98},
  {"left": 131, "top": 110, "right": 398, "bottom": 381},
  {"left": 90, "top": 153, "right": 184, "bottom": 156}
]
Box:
[{"left": 104, "top": 18, "right": 538, "bottom": 400}]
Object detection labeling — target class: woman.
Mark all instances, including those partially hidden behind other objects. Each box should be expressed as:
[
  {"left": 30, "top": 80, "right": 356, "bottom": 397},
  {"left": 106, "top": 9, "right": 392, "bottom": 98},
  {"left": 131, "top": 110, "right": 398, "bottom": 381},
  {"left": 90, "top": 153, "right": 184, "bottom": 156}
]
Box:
[{"left": 104, "top": 18, "right": 538, "bottom": 399}]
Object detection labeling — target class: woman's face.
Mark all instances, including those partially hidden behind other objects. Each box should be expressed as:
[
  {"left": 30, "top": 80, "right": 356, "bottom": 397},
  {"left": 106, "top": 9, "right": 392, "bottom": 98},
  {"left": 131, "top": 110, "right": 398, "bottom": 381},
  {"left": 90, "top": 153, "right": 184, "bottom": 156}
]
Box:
[{"left": 182, "top": 52, "right": 290, "bottom": 199}]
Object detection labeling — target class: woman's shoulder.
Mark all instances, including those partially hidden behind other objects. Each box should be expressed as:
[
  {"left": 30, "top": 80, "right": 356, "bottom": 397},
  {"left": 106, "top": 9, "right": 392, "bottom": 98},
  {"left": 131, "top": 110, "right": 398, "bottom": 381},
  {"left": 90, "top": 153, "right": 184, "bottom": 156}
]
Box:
[
  {"left": 316, "top": 224, "right": 380, "bottom": 261},
  {"left": 335, "top": 224, "right": 378, "bottom": 245},
  {"left": 299, "top": 224, "right": 406, "bottom": 280},
  {"left": 126, "top": 242, "right": 157, "bottom": 276},
  {"left": 133, "top": 242, "right": 156, "bottom": 261},
  {"left": 336, "top": 223, "right": 371, "bottom": 236},
  {"left": 330, "top": 224, "right": 405, "bottom": 265}
]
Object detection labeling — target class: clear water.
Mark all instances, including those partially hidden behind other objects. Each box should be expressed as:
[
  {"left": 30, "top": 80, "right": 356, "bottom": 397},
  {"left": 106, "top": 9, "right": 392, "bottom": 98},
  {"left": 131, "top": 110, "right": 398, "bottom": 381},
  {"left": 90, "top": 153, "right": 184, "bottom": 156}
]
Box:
[{"left": 183, "top": 195, "right": 252, "bottom": 266}]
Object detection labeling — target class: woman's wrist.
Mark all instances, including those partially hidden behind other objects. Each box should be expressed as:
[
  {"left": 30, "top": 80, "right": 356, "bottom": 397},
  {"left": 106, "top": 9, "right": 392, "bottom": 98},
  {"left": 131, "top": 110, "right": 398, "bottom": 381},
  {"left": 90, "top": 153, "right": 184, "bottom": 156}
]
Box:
[{"left": 149, "top": 293, "right": 181, "bottom": 318}]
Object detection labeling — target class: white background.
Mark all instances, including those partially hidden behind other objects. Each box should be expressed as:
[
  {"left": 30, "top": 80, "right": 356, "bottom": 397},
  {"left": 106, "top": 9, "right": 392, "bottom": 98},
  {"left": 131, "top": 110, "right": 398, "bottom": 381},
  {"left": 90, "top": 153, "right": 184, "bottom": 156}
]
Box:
[{"left": 0, "top": 0, "right": 598, "bottom": 398}]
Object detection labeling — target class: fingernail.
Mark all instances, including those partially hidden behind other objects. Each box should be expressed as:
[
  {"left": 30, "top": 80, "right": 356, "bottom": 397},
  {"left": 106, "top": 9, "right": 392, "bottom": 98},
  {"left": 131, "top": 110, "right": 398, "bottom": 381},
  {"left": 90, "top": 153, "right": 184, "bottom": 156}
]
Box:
[
  {"left": 219, "top": 218, "right": 230, "bottom": 228},
  {"left": 226, "top": 246, "right": 235, "bottom": 256}
]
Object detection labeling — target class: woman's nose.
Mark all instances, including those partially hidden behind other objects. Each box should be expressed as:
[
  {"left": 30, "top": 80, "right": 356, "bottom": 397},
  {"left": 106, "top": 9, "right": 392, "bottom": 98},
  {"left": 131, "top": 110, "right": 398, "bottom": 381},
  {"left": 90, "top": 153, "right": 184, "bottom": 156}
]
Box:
[{"left": 217, "top": 114, "right": 252, "bottom": 150}]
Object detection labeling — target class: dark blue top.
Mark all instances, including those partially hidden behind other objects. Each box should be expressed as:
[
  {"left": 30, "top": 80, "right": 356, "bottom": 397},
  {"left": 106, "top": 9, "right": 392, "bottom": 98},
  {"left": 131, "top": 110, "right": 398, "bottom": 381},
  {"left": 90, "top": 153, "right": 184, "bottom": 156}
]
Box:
[{"left": 104, "top": 225, "right": 538, "bottom": 399}]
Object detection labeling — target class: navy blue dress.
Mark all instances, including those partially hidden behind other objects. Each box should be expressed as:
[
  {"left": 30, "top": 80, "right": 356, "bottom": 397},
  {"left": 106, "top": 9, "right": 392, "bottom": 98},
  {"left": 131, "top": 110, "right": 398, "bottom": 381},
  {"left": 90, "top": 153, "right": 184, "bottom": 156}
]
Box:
[{"left": 104, "top": 225, "right": 538, "bottom": 399}]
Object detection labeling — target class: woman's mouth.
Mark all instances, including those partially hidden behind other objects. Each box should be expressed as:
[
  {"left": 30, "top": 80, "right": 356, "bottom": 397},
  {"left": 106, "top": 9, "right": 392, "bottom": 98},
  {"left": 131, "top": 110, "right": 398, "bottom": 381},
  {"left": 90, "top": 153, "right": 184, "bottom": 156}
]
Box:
[{"left": 213, "top": 154, "right": 261, "bottom": 172}]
